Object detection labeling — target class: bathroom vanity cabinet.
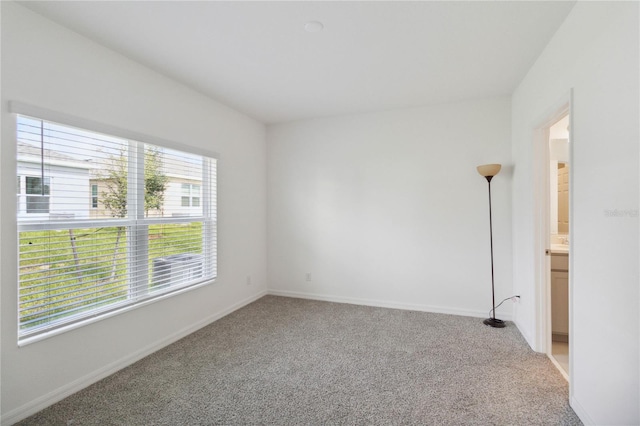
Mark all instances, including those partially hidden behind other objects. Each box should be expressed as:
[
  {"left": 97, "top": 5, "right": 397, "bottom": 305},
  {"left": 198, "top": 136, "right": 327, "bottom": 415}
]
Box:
[{"left": 551, "top": 253, "right": 569, "bottom": 340}]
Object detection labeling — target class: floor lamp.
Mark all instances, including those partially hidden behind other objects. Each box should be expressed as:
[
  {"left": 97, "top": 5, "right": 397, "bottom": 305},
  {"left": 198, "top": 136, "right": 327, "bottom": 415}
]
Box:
[{"left": 477, "top": 164, "right": 505, "bottom": 328}]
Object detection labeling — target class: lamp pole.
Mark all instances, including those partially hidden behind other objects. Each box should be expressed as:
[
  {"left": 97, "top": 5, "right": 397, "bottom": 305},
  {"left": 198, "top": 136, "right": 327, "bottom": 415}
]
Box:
[{"left": 477, "top": 164, "right": 505, "bottom": 328}]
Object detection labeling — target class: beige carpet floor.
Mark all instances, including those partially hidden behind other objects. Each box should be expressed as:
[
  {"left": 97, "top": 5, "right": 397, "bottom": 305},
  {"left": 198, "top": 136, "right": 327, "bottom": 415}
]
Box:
[{"left": 19, "top": 295, "right": 581, "bottom": 425}]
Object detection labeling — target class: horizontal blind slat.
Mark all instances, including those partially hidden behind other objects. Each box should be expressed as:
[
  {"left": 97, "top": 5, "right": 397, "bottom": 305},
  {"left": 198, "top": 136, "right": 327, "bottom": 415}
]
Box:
[{"left": 20, "top": 283, "right": 129, "bottom": 316}]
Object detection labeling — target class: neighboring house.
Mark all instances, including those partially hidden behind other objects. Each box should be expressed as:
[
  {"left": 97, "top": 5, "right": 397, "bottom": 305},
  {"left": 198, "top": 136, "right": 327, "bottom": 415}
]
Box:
[
  {"left": 89, "top": 153, "right": 204, "bottom": 219},
  {"left": 17, "top": 139, "right": 204, "bottom": 220},
  {"left": 17, "top": 141, "right": 92, "bottom": 220},
  {"left": 88, "top": 176, "right": 203, "bottom": 219}
]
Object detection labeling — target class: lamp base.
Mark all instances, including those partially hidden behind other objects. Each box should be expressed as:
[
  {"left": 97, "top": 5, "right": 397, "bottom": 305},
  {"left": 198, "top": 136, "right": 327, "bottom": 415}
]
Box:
[{"left": 483, "top": 318, "right": 506, "bottom": 328}]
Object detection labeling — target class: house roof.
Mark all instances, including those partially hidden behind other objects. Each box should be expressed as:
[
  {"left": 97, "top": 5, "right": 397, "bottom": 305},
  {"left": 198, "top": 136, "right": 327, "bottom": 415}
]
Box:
[{"left": 17, "top": 141, "right": 92, "bottom": 170}]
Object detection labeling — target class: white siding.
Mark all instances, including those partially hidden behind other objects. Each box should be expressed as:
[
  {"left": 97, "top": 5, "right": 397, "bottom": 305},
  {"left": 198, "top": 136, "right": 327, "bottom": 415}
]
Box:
[{"left": 17, "top": 161, "right": 91, "bottom": 220}]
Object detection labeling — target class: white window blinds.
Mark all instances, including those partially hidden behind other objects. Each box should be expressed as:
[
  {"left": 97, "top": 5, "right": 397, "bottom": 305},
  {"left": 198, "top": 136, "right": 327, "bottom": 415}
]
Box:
[{"left": 16, "top": 113, "right": 217, "bottom": 341}]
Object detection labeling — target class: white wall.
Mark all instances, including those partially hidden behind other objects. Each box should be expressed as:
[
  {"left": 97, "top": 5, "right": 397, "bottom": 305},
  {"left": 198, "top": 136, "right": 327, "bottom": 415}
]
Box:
[
  {"left": 1, "top": 2, "right": 267, "bottom": 422},
  {"left": 511, "top": 2, "right": 639, "bottom": 424},
  {"left": 267, "top": 98, "right": 512, "bottom": 319}
]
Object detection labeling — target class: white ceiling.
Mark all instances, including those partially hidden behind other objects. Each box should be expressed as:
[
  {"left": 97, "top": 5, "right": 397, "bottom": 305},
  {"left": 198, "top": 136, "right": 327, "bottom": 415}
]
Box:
[{"left": 21, "top": 1, "right": 575, "bottom": 124}]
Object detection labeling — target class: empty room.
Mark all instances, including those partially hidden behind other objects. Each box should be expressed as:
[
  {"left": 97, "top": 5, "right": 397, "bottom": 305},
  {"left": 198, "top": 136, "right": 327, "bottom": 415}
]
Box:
[{"left": 1, "top": 1, "right": 638, "bottom": 425}]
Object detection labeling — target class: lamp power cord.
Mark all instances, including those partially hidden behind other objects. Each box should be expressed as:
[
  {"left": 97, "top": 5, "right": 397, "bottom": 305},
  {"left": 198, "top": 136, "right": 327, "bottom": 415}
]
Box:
[{"left": 489, "top": 295, "right": 520, "bottom": 316}]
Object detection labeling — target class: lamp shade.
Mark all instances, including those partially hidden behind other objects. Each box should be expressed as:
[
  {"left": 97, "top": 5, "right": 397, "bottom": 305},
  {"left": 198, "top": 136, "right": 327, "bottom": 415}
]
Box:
[{"left": 477, "top": 164, "right": 502, "bottom": 177}]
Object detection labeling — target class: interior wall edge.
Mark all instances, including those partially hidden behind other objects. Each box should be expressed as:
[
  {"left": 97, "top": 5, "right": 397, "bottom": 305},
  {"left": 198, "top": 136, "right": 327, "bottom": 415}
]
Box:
[
  {"left": 569, "top": 395, "right": 596, "bottom": 426},
  {"left": 513, "top": 317, "right": 536, "bottom": 352},
  {"left": 267, "top": 290, "right": 514, "bottom": 322}
]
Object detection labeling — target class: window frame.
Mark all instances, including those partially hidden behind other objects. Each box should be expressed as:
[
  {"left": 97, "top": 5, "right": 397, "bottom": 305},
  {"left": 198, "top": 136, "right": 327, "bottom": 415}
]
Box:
[
  {"left": 181, "top": 183, "right": 201, "bottom": 207},
  {"left": 91, "top": 183, "right": 98, "bottom": 208},
  {"left": 25, "top": 175, "right": 51, "bottom": 214},
  {"left": 17, "top": 175, "right": 52, "bottom": 215},
  {"left": 11, "top": 102, "right": 219, "bottom": 345}
]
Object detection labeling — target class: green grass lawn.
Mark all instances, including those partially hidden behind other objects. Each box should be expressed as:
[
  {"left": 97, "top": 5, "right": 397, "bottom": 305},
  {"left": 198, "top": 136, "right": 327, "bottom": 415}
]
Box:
[{"left": 19, "top": 222, "right": 203, "bottom": 331}]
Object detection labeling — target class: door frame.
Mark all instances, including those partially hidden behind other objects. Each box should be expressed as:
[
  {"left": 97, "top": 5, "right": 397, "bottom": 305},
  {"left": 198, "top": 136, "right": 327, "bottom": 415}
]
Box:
[{"left": 532, "top": 90, "right": 573, "bottom": 389}]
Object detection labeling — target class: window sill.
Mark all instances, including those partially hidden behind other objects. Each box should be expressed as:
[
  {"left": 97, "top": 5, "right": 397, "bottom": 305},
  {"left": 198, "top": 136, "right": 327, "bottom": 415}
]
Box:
[{"left": 18, "top": 278, "right": 215, "bottom": 347}]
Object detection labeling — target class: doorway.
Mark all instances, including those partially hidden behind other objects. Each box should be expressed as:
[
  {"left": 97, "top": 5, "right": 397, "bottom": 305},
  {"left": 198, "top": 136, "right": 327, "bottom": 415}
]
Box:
[
  {"left": 533, "top": 94, "right": 572, "bottom": 384},
  {"left": 548, "top": 114, "right": 570, "bottom": 378}
]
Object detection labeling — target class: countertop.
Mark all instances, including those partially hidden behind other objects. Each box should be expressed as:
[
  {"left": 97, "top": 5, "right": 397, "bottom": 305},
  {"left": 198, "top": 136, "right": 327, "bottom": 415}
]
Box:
[{"left": 550, "top": 243, "right": 569, "bottom": 255}]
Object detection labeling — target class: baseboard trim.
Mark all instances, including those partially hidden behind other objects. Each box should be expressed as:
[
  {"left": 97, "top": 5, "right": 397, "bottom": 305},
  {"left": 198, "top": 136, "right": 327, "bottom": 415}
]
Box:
[
  {"left": 552, "top": 333, "right": 569, "bottom": 343},
  {"left": 570, "top": 395, "right": 595, "bottom": 425},
  {"left": 1, "top": 290, "right": 267, "bottom": 426},
  {"left": 548, "top": 353, "right": 569, "bottom": 382},
  {"left": 267, "top": 289, "right": 513, "bottom": 321},
  {"left": 514, "top": 318, "right": 538, "bottom": 352}
]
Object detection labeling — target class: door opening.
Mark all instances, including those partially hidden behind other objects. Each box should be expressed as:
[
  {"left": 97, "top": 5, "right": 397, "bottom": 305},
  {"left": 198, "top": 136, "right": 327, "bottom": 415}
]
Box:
[
  {"left": 532, "top": 93, "right": 572, "bottom": 386},
  {"left": 548, "top": 114, "right": 570, "bottom": 378}
]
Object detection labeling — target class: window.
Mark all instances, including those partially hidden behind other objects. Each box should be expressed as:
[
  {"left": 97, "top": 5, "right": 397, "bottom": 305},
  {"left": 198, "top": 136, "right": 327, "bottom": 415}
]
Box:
[
  {"left": 16, "top": 176, "right": 51, "bottom": 214},
  {"left": 26, "top": 176, "right": 51, "bottom": 213},
  {"left": 91, "top": 184, "right": 98, "bottom": 208},
  {"left": 181, "top": 183, "right": 201, "bottom": 207},
  {"left": 15, "top": 112, "right": 217, "bottom": 342}
]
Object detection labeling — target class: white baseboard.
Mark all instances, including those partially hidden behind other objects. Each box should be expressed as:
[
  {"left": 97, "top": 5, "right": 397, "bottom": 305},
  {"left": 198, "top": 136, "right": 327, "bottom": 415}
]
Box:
[
  {"left": 267, "top": 289, "right": 513, "bottom": 321},
  {"left": 514, "top": 318, "right": 538, "bottom": 352},
  {"left": 570, "top": 395, "right": 595, "bottom": 425},
  {"left": 548, "top": 354, "right": 569, "bottom": 382},
  {"left": 1, "top": 290, "right": 267, "bottom": 426}
]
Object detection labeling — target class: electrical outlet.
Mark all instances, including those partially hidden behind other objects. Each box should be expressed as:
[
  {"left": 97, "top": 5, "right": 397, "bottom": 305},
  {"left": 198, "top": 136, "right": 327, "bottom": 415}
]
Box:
[
  {"left": 246, "top": 275, "right": 252, "bottom": 286},
  {"left": 305, "top": 272, "right": 312, "bottom": 282}
]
